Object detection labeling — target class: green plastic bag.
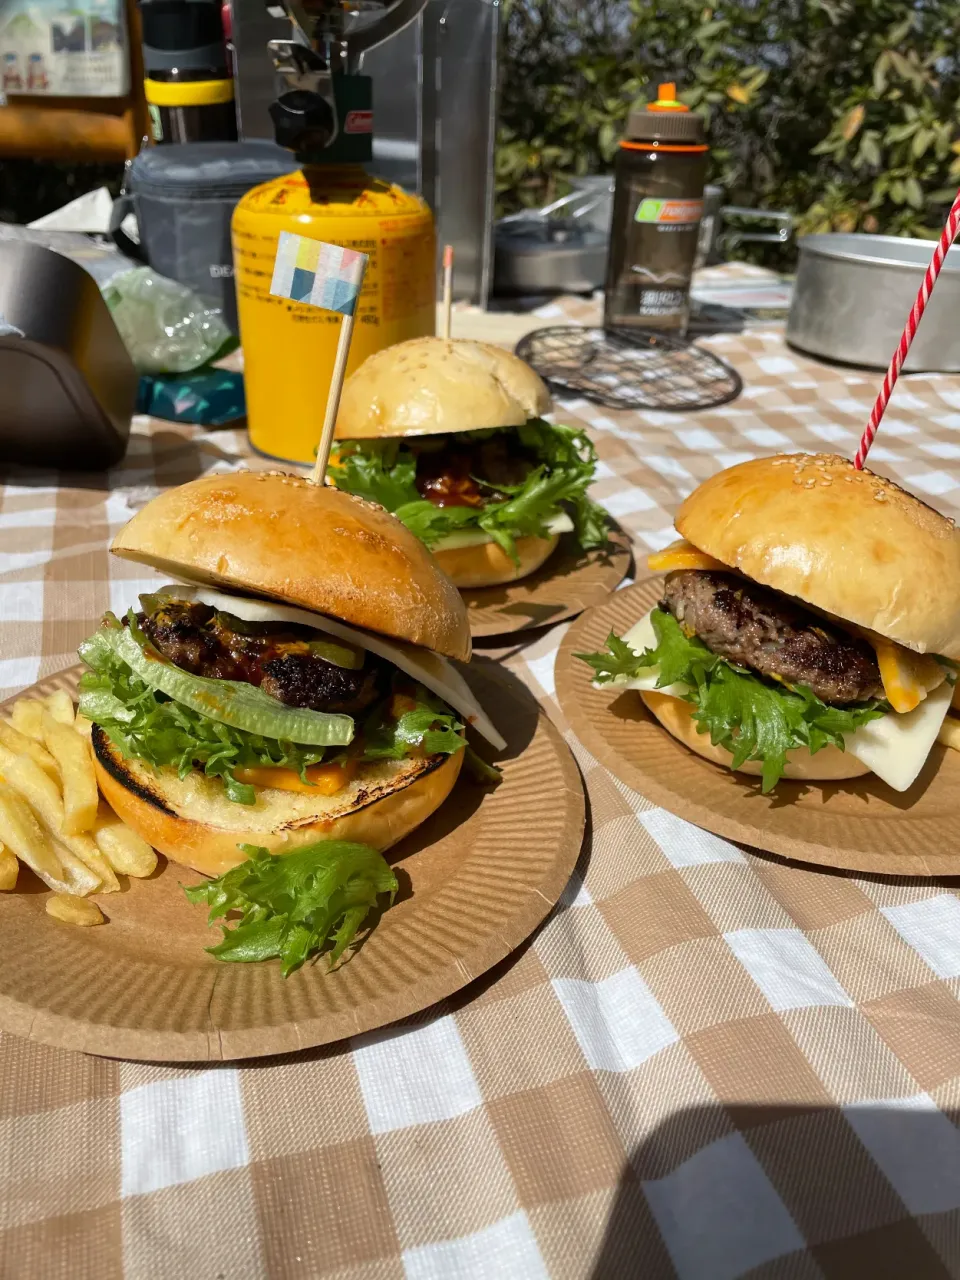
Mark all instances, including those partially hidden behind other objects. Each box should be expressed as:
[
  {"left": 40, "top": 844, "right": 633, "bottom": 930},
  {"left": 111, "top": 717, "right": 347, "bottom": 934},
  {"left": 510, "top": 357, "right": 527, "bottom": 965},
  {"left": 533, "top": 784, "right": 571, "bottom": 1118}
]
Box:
[{"left": 104, "top": 267, "right": 236, "bottom": 374}]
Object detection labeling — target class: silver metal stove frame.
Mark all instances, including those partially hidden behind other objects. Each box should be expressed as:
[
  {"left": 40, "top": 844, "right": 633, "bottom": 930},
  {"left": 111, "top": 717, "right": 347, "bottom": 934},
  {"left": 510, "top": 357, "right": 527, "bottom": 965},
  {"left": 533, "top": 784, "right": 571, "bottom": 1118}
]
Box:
[{"left": 231, "top": 0, "right": 498, "bottom": 306}]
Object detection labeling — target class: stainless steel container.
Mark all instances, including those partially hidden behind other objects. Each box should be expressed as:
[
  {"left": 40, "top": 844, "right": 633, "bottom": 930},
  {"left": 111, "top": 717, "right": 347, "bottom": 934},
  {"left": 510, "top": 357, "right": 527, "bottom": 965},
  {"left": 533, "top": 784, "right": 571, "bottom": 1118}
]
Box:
[{"left": 787, "top": 233, "right": 960, "bottom": 371}]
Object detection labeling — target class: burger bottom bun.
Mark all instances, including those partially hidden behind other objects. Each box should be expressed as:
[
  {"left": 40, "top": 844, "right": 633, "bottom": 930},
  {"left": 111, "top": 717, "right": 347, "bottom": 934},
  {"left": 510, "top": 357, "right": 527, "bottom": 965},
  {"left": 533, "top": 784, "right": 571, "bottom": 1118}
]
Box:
[
  {"left": 432, "top": 534, "right": 559, "bottom": 590},
  {"left": 640, "top": 691, "right": 872, "bottom": 782},
  {"left": 92, "top": 727, "right": 463, "bottom": 878}
]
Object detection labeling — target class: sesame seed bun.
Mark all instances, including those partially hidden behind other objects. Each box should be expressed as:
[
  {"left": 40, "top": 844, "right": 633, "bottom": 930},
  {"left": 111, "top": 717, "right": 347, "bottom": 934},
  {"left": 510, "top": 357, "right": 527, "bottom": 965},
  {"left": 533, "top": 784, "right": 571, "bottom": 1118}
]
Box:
[
  {"left": 334, "top": 337, "right": 551, "bottom": 440},
  {"left": 676, "top": 453, "right": 960, "bottom": 657},
  {"left": 110, "top": 471, "right": 471, "bottom": 662}
]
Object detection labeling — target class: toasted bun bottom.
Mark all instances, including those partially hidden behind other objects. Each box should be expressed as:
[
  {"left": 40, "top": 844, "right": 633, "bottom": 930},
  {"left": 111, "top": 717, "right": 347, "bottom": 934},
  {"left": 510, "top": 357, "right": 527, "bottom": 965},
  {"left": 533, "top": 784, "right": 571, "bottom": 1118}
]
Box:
[
  {"left": 432, "top": 534, "right": 559, "bottom": 590},
  {"left": 640, "top": 691, "right": 871, "bottom": 782},
  {"left": 93, "top": 728, "right": 463, "bottom": 878}
]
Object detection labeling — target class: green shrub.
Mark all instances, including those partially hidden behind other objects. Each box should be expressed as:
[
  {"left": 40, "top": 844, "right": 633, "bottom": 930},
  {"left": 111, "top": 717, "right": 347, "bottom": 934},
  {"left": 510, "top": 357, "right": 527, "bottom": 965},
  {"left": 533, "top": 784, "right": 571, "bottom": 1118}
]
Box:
[{"left": 497, "top": 0, "right": 960, "bottom": 242}]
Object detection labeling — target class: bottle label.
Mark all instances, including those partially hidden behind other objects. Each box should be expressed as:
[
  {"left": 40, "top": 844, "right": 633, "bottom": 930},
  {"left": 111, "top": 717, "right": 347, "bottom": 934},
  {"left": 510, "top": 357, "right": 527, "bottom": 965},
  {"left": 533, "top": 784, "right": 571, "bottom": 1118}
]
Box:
[
  {"left": 344, "top": 110, "right": 373, "bottom": 135},
  {"left": 635, "top": 198, "right": 704, "bottom": 225}
]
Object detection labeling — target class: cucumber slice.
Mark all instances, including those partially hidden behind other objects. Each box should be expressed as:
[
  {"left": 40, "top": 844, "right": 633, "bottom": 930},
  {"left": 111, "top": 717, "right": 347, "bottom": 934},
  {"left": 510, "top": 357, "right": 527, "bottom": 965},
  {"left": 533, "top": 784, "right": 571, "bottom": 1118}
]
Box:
[
  {"left": 307, "top": 639, "right": 363, "bottom": 670},
  {"left": 97, "top": 622, "right": 355, "bottom": 748}
]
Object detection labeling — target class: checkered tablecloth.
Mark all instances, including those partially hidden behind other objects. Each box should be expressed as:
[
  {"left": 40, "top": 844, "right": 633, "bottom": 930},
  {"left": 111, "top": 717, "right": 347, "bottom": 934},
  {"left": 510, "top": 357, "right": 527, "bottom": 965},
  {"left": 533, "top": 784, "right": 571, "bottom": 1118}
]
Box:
[{"left": 6, "top": 295, "right": 960, "bottom": 1279}]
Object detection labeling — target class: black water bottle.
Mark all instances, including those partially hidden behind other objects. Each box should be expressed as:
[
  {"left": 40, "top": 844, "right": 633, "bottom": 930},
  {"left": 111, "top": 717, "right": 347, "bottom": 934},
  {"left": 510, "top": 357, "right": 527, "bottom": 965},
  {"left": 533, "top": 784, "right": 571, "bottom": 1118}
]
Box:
[{"left": 604, "top": 82, "right": 709, "bottom": 335}]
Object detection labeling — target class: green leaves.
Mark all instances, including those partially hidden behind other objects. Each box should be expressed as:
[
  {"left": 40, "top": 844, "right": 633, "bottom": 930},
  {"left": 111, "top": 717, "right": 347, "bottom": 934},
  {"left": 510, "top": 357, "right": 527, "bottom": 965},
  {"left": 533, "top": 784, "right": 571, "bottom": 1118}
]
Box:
[
  {"left": 362, "top": 688, "right": 466, "bottom": 761},
  {"left": 184, "top": 840, "right": 398, "bottom": 975},
  {"left": 577, "top": 609, "right": 887, "bottom": 793},
  {"left": 79, "top": 624, "right": 331, "bottom": 805},
  {"left": 331, "top": 420, "right": 607, "bottom": 564},
  {"left": 82, "top": 612, "right": 355, "bottom": 749},
  {"left": 496, "top": 0, "right": 960, "bottom": 246},
  {"left": 576, "top": 630, "right": 656, "bottom": 683},
  {"left": 79, "top": 622, "right": 465, "bottom": 804}
]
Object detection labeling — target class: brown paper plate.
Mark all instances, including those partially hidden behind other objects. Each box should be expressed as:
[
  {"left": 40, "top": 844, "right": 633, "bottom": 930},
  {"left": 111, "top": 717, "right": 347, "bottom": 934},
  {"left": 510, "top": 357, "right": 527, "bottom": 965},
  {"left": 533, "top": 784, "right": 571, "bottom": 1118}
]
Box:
[
  {"left": 556, "top": 579, "right": 960, "bottom": 877},
  {"left": 0, "top": 660, "right": 584, "bottom": 1061},
  {"left": 464, "top": 528, "right": 632, "bottom": 639}
]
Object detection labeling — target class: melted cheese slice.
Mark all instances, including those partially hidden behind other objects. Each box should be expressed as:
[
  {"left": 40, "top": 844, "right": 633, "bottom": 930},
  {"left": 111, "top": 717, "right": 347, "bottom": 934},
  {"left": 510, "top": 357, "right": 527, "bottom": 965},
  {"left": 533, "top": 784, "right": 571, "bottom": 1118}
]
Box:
[
  {"left": 601, "top": 609, "right": 953, "bottom": 792},
  {"left": 158, "top": 584, "right": 507, "bottom": 751},
  {"left": 432, "top": 511, "right": 573, "bottom": 553},
  {"left": 646, "top": 539, "right": 728, "bottom": 574},
  {"left": 868, "top": 635, "right": 945, "bottom": 714}
]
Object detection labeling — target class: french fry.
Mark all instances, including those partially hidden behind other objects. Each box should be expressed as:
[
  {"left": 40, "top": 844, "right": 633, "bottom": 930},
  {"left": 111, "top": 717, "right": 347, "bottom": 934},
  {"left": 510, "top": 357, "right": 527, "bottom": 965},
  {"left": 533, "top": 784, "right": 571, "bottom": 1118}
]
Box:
[
  {"left": 0, "top": 782, "right": 70, "bottom": 890},
  {"left": 0, "top": 718, "right": 58, "bottom": 779},
  {"left": 52, "top": 842, "right": 105, "bottom": 896},
  {"left": 0, "top": 747, "right": 118, "bottom": 892},
  {"left": 46, "top": 894, "right": 104, "bottom": 926},
  {"left": 41, "top": 712, "right": 99, "bottom": 836},
  {"left": 0, "top": 842, "right": 17, "bottom": 891},
  {"left": 10, "top": 698, "right": 44, "bottom": 741},
  {"left": 93, "top": 809, "right": 157, "bottom": 878},
  {"left": 55, "top": 834, "right": 118, "bottom": 893},
  {"left": 937, "top": 715, "right": 960, "bottom": 751},
  {"left": 74, "top": 714, "right": 93, "bottom": 741},
  {"left": 45, "top": 690, "right": 75, "bottom": 726}
]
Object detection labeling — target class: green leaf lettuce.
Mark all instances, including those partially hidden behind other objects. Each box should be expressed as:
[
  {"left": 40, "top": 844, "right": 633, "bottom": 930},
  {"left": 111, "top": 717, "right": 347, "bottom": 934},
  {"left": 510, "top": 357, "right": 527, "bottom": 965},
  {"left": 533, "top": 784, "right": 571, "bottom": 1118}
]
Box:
[
  {"left": 577, "top": 608, "right": 887, "bottom": 793},
  {"left": 183, "top": 839, "right": 398, "bottom": 975},
  {"left": 78, "top": 616, "right": 466, "bottom": 805},
  {"left": 330, "top": 419, "right": 608, "bottom": 563}
]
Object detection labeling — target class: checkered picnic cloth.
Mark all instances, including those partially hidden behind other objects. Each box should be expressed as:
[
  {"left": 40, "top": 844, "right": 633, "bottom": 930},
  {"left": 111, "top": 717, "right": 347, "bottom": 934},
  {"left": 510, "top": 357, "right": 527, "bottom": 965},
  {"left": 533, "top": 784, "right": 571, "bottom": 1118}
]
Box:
[{"left": 6, "top": 288, "right": 960, "bottom": 1279}]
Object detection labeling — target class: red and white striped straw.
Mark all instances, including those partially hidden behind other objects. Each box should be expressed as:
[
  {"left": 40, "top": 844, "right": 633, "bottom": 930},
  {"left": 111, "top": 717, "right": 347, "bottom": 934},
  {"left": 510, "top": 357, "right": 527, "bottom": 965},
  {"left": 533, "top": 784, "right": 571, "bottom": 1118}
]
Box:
[{"left": 855, "top": 188, "right": 960, "bottom": 469}]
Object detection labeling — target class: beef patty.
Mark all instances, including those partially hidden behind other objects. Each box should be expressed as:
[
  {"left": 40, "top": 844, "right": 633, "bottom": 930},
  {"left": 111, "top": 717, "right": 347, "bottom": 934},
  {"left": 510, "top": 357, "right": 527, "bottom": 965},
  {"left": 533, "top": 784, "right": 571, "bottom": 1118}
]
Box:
[
  {"left": 136, "top": 601, "right": 385, "bottom": 715},
  {"left": 662, "top": 570, "right": 883, "bottom": 704}
]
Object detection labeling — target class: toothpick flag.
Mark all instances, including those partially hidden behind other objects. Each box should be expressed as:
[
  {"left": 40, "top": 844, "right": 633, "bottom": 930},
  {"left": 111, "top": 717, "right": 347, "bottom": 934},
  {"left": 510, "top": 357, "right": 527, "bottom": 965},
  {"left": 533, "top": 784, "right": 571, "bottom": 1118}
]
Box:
[
  {"left": 269, "top": 231, "right": 370, "bottom": 486},
  {"left": 270, "top": 232, "right": 368, "bottom": 316}
]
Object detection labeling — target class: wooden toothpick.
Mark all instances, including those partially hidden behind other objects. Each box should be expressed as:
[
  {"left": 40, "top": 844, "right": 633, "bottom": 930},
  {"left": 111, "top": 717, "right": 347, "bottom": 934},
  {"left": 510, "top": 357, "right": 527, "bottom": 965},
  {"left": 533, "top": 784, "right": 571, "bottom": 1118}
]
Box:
[
  {"left": 441, "top": 244, "right": 454, "bottom": 341},
  {"left": 312, "top": 309, "right": 357, "bottom": 485}
]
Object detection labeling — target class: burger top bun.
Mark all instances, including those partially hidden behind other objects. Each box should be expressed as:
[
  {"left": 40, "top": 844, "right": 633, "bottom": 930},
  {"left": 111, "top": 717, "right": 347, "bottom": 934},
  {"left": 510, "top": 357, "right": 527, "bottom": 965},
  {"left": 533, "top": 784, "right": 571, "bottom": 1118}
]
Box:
[
  {"left": 676, "top": 452, "right": 960, "bottom": 659},
  {"left": 110, "top": 471, "right": 472, "bottom": 662},
  {"left": 335, "top": 337, "right": 551, "bottom": 440}
]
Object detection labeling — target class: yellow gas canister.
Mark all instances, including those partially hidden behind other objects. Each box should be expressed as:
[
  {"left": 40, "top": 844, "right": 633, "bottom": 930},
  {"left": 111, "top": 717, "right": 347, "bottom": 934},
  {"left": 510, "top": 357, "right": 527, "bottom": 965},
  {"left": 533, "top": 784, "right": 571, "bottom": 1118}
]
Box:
[{"left": 233, "top": 165, "right": 435, "bottom": 465}]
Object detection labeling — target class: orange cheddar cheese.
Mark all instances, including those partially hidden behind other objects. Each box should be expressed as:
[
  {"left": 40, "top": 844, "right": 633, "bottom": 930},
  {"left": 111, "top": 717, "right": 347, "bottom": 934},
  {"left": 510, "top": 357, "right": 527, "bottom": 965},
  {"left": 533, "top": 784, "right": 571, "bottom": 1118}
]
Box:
[
  {"left": 233, "top": 759, "right": 358, "bottom": 795},
  {"left": 870, "top": 636, "right": 945, "bottom": 715},
  {"left": 646, "top": 539, "right": 728, "bottom": 575}
]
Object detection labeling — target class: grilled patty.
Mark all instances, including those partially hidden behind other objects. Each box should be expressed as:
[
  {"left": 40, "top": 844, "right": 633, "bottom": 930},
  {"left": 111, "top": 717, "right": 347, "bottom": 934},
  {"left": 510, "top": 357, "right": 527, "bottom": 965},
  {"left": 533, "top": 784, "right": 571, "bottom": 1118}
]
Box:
[
  {"left": 662, "top": 570, "right": 883, "bottom": 705},
  {"left": 137, "top": 601, "right": 386, "bottom": 715}
]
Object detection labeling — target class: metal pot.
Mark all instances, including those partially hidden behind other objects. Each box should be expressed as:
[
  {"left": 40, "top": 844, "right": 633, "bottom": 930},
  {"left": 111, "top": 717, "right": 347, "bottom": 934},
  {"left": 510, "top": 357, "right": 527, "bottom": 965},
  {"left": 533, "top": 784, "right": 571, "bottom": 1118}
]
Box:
[{"left": 787, "top": 232, "right": 960, "bottom": 372}]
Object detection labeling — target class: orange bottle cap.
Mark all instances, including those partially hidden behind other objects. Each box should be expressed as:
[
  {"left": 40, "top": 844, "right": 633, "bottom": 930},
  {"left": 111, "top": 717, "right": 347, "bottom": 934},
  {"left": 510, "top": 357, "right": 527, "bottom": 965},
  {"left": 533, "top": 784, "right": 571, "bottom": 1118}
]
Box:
[{"left": 648, "top": 81, "right": 690, "bottom": 113}]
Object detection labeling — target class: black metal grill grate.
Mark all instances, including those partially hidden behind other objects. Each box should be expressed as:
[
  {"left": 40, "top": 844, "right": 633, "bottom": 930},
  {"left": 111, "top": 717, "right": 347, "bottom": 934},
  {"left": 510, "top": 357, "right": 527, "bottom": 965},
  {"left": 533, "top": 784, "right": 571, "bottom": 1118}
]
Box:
[{"left": 515, "top": 326, "right": 743, "bottom": 412}]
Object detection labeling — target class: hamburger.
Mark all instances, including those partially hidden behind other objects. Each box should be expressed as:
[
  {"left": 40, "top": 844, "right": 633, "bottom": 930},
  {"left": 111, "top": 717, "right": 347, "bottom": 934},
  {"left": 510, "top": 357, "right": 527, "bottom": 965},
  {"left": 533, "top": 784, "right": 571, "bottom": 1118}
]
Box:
[
  {"left": 78, "top": 472, "right": 506, "bottom": 881},
  {"left": 328, "top": 337, "right": 609, "bottom": 589},
  {"left": 578, "top": 453, "right": 960, "bottom": 793}
]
